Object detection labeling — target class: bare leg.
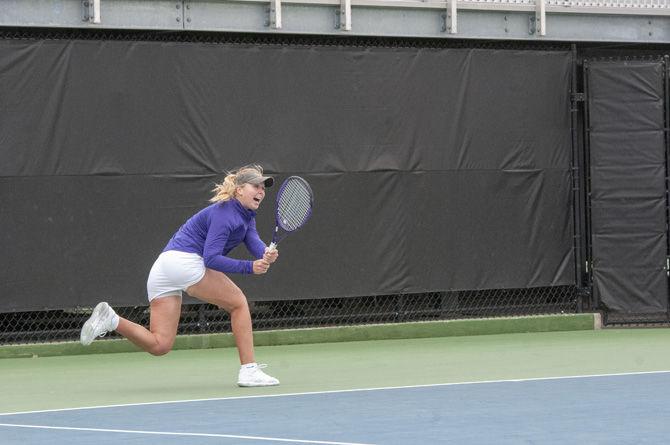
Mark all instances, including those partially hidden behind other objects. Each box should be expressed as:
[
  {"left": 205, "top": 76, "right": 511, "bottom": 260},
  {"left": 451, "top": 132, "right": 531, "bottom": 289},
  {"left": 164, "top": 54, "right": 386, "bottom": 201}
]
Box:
[
  {"left": 187, "top": 268, "right": 254, "bottom": 364},
  {"left": 116, "top": 295, "right": 182, "bottom": 356}
]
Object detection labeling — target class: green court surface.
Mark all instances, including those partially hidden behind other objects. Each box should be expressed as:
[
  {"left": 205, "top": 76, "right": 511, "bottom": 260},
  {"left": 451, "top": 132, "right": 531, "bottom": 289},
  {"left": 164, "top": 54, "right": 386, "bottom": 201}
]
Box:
[{"left": 1, "top": 327, "right": 669, "bottom": 414}]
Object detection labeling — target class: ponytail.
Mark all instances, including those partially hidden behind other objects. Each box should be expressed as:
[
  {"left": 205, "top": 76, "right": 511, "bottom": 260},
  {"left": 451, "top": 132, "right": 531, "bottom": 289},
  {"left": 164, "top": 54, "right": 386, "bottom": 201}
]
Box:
[{"left": 210, "top": 173, "right": 238, "bottom": 203}]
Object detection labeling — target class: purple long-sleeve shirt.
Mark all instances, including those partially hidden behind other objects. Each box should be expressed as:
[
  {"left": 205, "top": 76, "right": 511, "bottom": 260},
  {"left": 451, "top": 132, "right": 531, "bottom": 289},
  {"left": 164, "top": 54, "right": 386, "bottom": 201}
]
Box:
[{"left": 163, "top": 199, "right": 266, "bottom": 274}]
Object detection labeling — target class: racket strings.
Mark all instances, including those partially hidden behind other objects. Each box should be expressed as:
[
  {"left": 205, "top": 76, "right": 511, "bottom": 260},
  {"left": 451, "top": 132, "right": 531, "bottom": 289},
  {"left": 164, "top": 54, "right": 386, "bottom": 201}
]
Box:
[{"left": 277, "top": 180, "right": 312, "bottom": 231}]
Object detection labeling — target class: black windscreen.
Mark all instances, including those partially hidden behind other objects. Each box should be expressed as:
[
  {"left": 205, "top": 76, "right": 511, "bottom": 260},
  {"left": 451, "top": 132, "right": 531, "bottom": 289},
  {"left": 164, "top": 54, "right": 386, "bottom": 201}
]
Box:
[{"left": 0, "top": 39, "right": 573, "bottom": 311}]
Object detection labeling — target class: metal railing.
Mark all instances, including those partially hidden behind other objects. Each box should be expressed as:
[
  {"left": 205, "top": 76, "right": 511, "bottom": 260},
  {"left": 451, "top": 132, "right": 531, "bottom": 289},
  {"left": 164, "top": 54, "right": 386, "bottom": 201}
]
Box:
[{"left": 3, "top": 0, "right": 670, "bottom": 42}]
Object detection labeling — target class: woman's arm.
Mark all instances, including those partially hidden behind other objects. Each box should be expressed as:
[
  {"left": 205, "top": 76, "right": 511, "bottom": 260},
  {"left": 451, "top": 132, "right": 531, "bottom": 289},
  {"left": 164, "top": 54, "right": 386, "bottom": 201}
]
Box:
[
  {"left": 203, "top": 218, "right": 254, "bottom": 274},
  {"left": 244, "top": 218, "right": 267, "bottom": 259}
]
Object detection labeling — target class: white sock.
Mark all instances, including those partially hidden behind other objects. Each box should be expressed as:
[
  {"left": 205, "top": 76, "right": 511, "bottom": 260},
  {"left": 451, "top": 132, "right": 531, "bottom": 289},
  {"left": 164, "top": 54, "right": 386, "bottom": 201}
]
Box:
[
  {"left": 110, "top": 312, "right": 120, "bottom": 330},
  {"left": 242, "top": 362, "right": 257, "bottom": 370}
]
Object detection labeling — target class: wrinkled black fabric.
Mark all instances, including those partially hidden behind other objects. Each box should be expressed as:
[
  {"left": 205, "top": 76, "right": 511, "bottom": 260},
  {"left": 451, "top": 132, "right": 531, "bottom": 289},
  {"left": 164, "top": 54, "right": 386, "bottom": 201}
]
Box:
[
  {"left": 588, "top": 61, "right": 668, "bottom": 313},
  {"left": 0, "top": 39, "right": 573, "bottom": 311}
]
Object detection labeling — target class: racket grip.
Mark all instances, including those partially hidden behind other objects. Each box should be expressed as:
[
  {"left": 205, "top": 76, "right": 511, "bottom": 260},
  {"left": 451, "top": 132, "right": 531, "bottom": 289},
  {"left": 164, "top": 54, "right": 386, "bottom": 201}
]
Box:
[{"left": 268, "top": 242, "right": 277, "bottom": 251}]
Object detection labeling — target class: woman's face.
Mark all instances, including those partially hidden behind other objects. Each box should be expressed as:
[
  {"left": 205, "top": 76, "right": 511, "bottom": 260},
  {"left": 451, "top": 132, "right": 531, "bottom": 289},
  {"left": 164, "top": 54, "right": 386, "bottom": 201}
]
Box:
[{"left": 236, "top": 183, "right": 266, "bottom": 210}]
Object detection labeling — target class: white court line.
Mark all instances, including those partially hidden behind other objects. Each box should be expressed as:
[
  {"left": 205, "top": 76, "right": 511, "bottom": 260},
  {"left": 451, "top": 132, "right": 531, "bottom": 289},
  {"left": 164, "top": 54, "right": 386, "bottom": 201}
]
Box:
[
  {"left": 0, "top": 423, "right": 374, "bottom": 445},
  {"left": 2, "top": 369, "right": 669, "bottom": 417}
]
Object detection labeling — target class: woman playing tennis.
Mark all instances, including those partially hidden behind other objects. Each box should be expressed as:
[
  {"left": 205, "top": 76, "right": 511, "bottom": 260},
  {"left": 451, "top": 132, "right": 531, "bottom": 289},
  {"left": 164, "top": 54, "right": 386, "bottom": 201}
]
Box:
[{"left": 80, "top": 164, "right": 280, "bottom": 387}]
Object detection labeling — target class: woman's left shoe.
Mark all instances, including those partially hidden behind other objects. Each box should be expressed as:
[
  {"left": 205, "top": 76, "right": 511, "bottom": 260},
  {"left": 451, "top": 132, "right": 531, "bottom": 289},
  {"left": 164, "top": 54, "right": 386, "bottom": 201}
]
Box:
[{"left": 237, "top": 363, "right": 280, "bottom": 387}]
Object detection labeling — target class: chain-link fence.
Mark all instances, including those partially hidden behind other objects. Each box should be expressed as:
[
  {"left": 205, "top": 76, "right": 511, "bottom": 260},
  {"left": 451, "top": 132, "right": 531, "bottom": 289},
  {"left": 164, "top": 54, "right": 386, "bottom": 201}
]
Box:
[{"left": 0, "top": 286, "right": 578, "bottom": 345}]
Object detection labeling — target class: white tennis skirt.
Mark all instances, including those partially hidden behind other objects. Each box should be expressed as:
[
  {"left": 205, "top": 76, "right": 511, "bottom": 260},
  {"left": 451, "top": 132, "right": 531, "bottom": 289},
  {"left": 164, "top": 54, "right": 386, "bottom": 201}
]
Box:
[{"left": 146, "top": 250, "right": 206, "bottom": 301}]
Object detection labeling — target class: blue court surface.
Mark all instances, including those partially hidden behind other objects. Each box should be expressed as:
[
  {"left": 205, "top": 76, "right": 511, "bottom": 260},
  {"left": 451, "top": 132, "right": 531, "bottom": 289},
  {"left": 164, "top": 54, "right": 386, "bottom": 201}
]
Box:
[{"left": 1, "top": 371, "right": 669, "bottom": 444}]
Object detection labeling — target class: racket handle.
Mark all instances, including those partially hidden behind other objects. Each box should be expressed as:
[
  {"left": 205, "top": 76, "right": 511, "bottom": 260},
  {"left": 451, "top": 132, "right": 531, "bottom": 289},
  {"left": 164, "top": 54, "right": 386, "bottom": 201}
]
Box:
[{"left": 268, "top": 242, "right": 277, "bottom": 251}]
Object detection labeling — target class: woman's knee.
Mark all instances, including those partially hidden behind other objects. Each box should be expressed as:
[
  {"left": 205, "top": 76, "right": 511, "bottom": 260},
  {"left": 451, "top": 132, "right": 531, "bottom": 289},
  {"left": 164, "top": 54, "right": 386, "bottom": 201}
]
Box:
[{"left": 148, "top": 337, "right": 174, "bottom": 356}]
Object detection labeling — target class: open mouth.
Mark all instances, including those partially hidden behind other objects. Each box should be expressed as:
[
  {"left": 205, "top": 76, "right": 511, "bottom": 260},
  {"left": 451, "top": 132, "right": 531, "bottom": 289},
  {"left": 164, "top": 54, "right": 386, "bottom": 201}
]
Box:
[{"left": 253, "top": 197, "right": 262, "bottom": 203}]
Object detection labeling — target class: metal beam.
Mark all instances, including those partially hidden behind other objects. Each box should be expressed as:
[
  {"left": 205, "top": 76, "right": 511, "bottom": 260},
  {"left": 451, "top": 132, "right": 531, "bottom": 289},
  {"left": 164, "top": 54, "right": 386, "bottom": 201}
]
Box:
[
  {"left": 83, "top": 0, "right": 101, "bottom": 23},
  {"left": 341, "top": 0, "right": 352, "bottom": 30},
  {"left": 270, "top": 0, "right": 282, "bottom": 28},
  {"left": 445, "top": 0, "right": 457, "bottom": 33},
  {"left": 535, "top": 0, "right": 546, "bottom": 36}
]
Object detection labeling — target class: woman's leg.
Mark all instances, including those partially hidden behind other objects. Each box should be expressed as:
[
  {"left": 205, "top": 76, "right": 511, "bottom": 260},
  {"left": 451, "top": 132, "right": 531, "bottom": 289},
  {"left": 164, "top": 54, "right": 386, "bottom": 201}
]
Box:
[
  {"left": 116, "top": 295, "right": 182, "bottom": 356},
  {"left": 187, "top": 269, "right": 254, "bottom": 364}
]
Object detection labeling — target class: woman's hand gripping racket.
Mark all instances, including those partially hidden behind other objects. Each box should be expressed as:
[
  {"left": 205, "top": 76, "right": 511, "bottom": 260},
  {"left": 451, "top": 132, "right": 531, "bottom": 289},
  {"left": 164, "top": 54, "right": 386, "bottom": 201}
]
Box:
[{"left": 268, "top": 176, "right": 314, "bottom": 251}]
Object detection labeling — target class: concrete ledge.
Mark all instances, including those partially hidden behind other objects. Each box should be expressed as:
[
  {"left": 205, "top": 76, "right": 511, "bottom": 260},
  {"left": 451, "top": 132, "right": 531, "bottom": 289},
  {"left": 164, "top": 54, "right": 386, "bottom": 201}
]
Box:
[{"left": 0, "top": 313, "right": 595, "bottom": 359}]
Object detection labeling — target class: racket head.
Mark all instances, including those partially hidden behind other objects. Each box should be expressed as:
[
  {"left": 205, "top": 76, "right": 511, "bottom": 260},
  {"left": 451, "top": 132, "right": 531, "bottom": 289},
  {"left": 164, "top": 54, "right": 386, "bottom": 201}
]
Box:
[{"left": 271, "top": 176, "right": 314, "bottom": 245}]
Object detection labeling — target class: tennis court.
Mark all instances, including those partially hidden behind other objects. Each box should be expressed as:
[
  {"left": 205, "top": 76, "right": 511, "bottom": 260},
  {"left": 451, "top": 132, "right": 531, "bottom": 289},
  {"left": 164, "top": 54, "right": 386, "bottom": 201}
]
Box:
[
  {"left": 2, "top": 327, "right": 670, "bottom": 444},
  {"left": 5, "top": 6, "right": 670, "bottom": 445}
]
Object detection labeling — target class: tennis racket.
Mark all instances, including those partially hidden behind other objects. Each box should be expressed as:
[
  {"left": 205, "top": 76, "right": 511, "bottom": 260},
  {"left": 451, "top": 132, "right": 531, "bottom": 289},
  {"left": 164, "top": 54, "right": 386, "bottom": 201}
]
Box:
[{"left": 268, "top": 176, "right": 314, "bottom": 250}]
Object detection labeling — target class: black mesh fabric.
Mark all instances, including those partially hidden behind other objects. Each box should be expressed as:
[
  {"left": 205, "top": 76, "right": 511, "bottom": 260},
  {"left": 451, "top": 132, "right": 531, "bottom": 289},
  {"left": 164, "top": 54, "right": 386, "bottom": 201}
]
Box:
[{"left": 0, "top": 27, "right": 572, "bottom": 50}]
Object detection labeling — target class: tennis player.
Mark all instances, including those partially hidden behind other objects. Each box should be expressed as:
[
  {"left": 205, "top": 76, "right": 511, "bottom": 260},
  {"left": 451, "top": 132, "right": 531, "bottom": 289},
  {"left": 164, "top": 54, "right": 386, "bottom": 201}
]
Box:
[{"left": 80, "top": 164, "right": 280, "bottom": 387}]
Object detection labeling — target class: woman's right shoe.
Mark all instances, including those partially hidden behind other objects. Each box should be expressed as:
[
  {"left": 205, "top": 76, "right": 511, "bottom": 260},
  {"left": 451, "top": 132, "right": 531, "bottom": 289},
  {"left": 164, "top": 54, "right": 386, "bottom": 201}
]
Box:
[{"left": 80, "top": 302, "right": 117, "bottom": 346}]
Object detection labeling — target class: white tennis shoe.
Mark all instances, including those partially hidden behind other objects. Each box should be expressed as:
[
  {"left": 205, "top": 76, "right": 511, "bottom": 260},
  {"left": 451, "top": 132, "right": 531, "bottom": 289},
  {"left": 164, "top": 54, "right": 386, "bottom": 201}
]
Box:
[
  {"left": 237, "top": 363, "right": 280, "bottom": 387},
  {"left": 80, "top": 302, "right": 118, "bottom": 346}
]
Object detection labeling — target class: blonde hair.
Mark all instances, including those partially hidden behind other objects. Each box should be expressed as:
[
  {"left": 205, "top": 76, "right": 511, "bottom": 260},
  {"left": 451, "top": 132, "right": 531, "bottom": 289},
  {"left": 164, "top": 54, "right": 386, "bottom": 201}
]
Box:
[
  {"left": 209, "top": 173, "right": 238, "bottom": 203},
  {"left": 210, "top": 164, "right": 265, "bottom": 203}
]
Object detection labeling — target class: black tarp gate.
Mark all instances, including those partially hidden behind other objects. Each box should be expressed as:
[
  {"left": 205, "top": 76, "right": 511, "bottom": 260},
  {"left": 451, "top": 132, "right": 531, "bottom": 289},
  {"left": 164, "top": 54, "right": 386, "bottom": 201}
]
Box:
[
  {"left": 0, "top": 39, "right": 574, "bottom": 311},
  {"left": 586, "top": 60, "right": 669, "bottom": 315}
]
